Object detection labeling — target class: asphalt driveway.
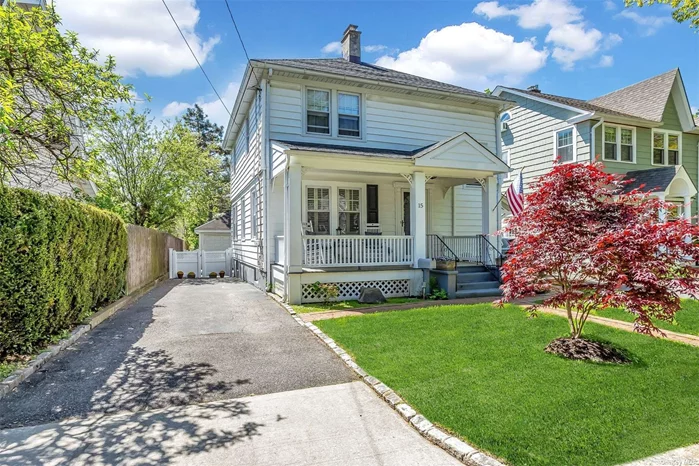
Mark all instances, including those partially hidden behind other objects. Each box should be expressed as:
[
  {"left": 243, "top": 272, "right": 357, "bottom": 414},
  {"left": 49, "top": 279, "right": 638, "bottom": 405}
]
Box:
[{"left": 0, "top": 279, "right": 355, "bottom": 429}]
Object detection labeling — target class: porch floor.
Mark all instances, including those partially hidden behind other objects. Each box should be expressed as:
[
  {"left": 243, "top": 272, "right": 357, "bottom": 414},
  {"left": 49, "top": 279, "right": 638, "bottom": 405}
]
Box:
[{"left": 299, "top": 265, "right": 414, "bottom": 273}]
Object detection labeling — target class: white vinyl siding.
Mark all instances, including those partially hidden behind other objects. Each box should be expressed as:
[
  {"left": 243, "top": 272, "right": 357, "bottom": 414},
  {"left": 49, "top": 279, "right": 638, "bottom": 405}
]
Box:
[{"left": 199, "top": 233, "right": 231, "bottom": 251}]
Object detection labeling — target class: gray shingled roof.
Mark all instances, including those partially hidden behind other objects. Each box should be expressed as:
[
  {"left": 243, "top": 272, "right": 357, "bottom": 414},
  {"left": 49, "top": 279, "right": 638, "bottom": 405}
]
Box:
[
  {"left": 503, "top": 87, "right": 651, "bottom": 120},
  {"left": 195, "top": 213, "right": 231, "bottom": 232},
  {"left": 589, "top": 69, "right": 678, "bottom": 122},
  {"left": 621, "top": 166, "right": 677, "bottom": 193},
  {"left": 255, "top": 58, "right": 509, "bottom": 102},
  {"left": 274, "top": 139, "right": 433, "bottom": 158}
]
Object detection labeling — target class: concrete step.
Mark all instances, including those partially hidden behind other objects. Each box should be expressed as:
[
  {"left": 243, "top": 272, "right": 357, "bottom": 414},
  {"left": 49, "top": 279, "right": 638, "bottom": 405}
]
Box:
[
  {"left": 457, "top": 280, "right": 501, "bottom": 291},
  {"left": 457, "top": 271, "right": 494, "bottom": 282},
  {"left": 456, "top": 265, "right": 487, "bottom": 273},
  {"left": 455, "top": 288, "right": 503, "bottom": 299}
]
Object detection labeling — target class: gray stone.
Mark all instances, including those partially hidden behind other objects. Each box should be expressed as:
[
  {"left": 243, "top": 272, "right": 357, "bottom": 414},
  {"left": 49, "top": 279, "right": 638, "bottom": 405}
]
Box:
[
  {"left": 410, "top": 414, "right": 434, "bottom": 433},
  {"left": 358, "top": 287, "right": 387, "bottom": 304},
  {"left": 350, "top": 365, "right": 367, "bottom": 378},
  {"left": 383, "top": 391, "right": 402, "bottom": 406},
  {"left": 395, "top": 403, "right": 417, "bottom": 420},
  {"left": 443, "top": 437, "right": 477, "bottom": 460},
  {"left": 372, "top": 383, "right": 391, "bottom": 396},
  {"left": 363, "top": 375, "right": 380, "bottom": 386},
  {"left": 425, "top": 428, "right": 450, "bottom": 444},
  {"left": 467, "top": 452, "right": 505, "bottom": 466}
]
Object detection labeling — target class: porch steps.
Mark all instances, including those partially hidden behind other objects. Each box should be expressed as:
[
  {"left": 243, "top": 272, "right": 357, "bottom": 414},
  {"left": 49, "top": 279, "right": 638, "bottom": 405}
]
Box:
[{"left": 454, "top": 265, "right": 502, "bottom": 299}]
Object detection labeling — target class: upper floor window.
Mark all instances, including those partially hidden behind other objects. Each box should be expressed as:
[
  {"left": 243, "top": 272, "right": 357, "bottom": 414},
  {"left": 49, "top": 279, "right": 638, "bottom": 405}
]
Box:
[
  {"left": 603, "top": 124, "right": 635, "bottom": 163},
  {"left": 653, "top": 130, "right": 681, "bottom": 166},
  {"left": 555, "top": 127, "right": 575, "bottom": 163},
  {"left": 306, "top": 89, "right": 330, "bottom": 134},
  {"left": 500, "top": 112, "right": 512, "bottom": 133},
  {"left": 338, "top": 93, "right": 360, "bottom": 137}
]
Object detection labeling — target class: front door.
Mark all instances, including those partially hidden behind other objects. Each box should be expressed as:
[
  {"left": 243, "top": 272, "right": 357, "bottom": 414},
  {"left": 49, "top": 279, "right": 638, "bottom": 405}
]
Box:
[{"left": 402, "top": 191, "right": 411, "bottom": 235}]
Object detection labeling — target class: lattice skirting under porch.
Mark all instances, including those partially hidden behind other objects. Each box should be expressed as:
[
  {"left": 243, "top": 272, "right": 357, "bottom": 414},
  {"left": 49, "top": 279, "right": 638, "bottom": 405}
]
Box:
[{"left": 301, "top": 279, "right": 410, "bottom": 303}]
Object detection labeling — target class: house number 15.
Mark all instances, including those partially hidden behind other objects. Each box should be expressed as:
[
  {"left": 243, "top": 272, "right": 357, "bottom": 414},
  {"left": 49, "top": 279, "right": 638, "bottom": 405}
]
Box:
[{"left": 418, "top": 203, "right": 424, "bottom": 208}]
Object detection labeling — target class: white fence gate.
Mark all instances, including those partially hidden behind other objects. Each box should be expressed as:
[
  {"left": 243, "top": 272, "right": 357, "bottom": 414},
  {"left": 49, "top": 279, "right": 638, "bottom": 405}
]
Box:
[{"left": 169, "top": 248, "right": 232, "bottom": 278}]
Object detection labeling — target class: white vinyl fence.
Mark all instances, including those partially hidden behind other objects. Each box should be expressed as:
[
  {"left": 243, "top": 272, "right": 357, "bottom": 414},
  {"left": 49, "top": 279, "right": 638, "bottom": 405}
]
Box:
[{"left": 169, "top": 249, "right": 232, "bottom": 278}]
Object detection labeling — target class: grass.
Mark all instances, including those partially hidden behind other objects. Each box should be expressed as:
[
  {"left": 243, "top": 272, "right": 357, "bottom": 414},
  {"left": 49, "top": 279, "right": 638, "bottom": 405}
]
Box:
[
  {"left": 291, "top": 297, "right": 420, "bottom": 313},
  {"left": 317, "top": 304, "right": 699, "bottom": 466},
  {"left": 592, "top": 299, "right": 699, "bottom": 336},
  {"left": 0, "top": 329, "right": 72, "bottom": 381},
  {"left": 0, "top": 361, "right": 22, "bottom": 380}
]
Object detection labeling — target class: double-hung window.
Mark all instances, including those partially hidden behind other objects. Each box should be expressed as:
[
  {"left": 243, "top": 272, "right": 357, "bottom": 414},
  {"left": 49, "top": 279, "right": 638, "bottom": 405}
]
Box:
[
  {"left": 653, "top": 130, "right": 681, "bottom": 166},
  {"left": 604, "top": 125, "right": 635, "bottom": 162},
  {"left": 239, "top": 197, "right": 246, "bottom": 239},
  {"left": 338, "top": 188, "right": 361, "bottom": 235},
  {"left": 338, "top": 93, "right": 360, "bottom": 137},
  {"left": 306, "top": 89, "right": 330, "bottom": 134},
  {"left": 251, "top": 189, "right": 258, "bottom": 239},
  {"left": 307, "top": 187, "right": 330, "bottom": 234},
  {"left": 555, "top": 127, "right": 574, "bottom": 162}
]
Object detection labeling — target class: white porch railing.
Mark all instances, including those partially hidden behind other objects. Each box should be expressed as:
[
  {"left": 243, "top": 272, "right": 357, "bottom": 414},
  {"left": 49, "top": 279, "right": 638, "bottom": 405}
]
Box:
[
  {"left": 302, "top": 235, "right": 413, "bottom": 267},
  {"left": 441, "top": 236, "right": 482, "bottom": 262}
]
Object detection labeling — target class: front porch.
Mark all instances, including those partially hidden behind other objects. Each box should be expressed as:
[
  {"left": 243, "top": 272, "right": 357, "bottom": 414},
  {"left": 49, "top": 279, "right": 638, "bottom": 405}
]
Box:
[{"left": 268, "top": 135, "right": 509, "bottom": 303}]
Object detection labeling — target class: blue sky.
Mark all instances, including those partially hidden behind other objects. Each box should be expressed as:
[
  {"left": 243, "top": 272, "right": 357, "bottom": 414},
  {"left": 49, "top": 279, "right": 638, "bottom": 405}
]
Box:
[{"left": 55, "top": 0, "right": 699, "bottom": 127}]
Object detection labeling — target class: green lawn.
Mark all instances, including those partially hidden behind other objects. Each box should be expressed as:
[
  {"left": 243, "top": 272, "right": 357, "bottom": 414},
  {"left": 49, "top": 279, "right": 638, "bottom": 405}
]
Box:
[
  {"left": 291, "top": 297, "right": 419, "bottom": 314},
  {"left": 317, "top": 304, "right": 699, "bottom": 466},
  {"left": 592, "top": 299, "right": 699, "bottom": 336}
]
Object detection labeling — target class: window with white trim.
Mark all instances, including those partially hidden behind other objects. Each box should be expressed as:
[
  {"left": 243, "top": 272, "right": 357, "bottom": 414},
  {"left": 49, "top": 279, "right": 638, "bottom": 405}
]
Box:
[
  {"left": 338, "top": 93, "right": 360, "bottom": 137},
  {"left": 239, "top": 197, "right": 246, "bottom": 239},
  {"left": 306, "top": 89, "right": 330, "bottom": 134},
  {"left": 555, "top": 127, "right": 574, "bottom": 162},
  {"left": 502, "top": 150, "right": 511, "bottom": 179},
  {"left": 232, "top": 206, "right": 238, "bottom": 240},
  {"left": 251, "top": 189, "right": 258, "bottom": 239},
  {"left": 653, "top": 130, "right": 681, "bottom": 166},
  {"left": 307, "top": 187, "right": 330, "bottom": 234},
  {"left": 337, "top": 188, "right": 361, "bottom": 235},
  {"left": 603, "top": 125, "right": 635, "bottom": 162}
]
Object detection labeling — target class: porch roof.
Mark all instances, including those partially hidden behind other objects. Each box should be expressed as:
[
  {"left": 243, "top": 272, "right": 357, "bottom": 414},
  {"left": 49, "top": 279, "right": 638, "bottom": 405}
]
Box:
[
  {"left": 273, "top": 140, "right": 427, "bottom": 159},
  {"left": 621, "top": 166, "right": 698, "bottom": 198}
]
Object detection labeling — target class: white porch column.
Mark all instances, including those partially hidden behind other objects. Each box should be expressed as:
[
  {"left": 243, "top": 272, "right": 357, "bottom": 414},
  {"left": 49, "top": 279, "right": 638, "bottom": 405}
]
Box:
[
  {"left": 657, "top": 193, "right": 667, "bottom": 222},
  {"left": 411, "top": 171, "right": 426, "bottom": 266},
  {"left": 285, "top": 163, "right": 303, "bottom": 274},
  {"left": 481, "top": 176, "right": 498, "bottom": 236},
  {"left": 684, "top": 195, "right": 692, "bottom": 220}
]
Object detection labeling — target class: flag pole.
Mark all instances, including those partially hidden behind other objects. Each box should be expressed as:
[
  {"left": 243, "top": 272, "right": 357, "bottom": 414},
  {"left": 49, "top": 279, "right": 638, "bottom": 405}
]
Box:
[{"left": 493, "top": 168, "right": 523, "bottom": 212}]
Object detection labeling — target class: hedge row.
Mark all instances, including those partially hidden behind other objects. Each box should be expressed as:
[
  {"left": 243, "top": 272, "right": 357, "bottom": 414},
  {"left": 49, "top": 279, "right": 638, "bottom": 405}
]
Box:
[{"left": 0, "top": 187, "right": 128, "bottom": 357}]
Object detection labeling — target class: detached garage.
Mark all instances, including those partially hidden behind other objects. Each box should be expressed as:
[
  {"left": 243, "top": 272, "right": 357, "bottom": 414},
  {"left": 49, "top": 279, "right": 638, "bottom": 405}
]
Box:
[{"left": 194, "top": 213, "right": 231, "bottom": 251}]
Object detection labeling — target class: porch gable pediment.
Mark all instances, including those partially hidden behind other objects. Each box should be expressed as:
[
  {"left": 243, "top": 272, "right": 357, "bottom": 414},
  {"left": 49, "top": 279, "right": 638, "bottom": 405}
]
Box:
[{"left": 412, "top": 132, "right": 510, "bottom": 174}]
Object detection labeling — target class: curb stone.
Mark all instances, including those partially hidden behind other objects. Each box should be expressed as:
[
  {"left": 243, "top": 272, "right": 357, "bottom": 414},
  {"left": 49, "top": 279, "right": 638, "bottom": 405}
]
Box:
[
  {"left": 0, "top": 276, "right": 167, "bottom": 402},
  {"left": 268, "top": 293, "right": 507, "bottom": 466}
]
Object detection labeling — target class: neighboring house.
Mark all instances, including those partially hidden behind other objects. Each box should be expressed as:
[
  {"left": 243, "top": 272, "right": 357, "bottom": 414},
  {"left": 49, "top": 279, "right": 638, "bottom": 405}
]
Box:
[
  {"left": 223, "top": 25, "right": 513, "bottom": 304},
  {"left": 493, "top": 69, "right": 699, "bottom": 222},
  {"left": 2, "top": 0, "right": 96, "bottom": 198},
  {"left": 194, "top": 213, "right": 231, "bottom": 251}
]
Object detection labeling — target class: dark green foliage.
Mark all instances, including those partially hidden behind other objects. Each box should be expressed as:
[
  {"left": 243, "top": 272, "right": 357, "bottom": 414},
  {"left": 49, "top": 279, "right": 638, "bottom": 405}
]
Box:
[{"left": 0, "top": 187, "right": 127, "bottom": 357}]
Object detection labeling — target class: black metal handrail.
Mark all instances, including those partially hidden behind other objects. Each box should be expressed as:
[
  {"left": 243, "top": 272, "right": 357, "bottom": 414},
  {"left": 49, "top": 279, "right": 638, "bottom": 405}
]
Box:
[
  {"left": 479, "top": 234, "right": 504, "bottom": 282},
  {"left": 426, "top": 234, "right": 459, "bottom": 262}
]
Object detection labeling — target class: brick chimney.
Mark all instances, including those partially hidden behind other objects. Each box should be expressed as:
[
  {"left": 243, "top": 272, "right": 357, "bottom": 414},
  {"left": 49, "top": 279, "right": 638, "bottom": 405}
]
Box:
[{"left": 342, "top": 24, "right": 361, "bottom": 64}]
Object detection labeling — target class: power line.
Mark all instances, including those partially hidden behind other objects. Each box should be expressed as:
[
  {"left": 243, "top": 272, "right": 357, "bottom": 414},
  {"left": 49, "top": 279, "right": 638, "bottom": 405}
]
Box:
[
  {"left": 223, "top": 0, "right": 260, "bottom": 83},
  {"left": 160, "top": 0, "right": 230, "bottom": 116}
]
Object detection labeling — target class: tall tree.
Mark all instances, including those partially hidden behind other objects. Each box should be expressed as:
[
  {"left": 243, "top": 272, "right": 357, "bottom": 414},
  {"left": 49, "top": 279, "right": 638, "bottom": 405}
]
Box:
[
  {"left": 624, "top": 0, "right": 699, "bottom": 30},
  {"left": 88, "top": 108, "right": 215, "bottom": 231},
  {"left": 0, "top": 2, "right": 131, "bottom": 184},
  {"left": 498, "top": 162, "right": 699, "bottom": 339}
]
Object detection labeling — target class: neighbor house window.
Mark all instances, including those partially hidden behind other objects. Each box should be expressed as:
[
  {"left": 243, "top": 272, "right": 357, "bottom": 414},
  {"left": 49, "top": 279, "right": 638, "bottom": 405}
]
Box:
[
  {"left": 604, "top": 125, "right": 635, "bottom": 162},
  {"left": 653, "top": 130, "right": 681, "bottom": 166},
  {"left": 555, "top": 127, "right": 574, "bottom": 162},
  {"left": 307, "top": 187, "right": 330, "bottom": 234},
  {"left": 306, "top": 89, "right": 330, "bottom": 134},
  {"left": 232, "top": 206, "right": 238, "bottom": 240},
  {"left": 251, "top": 188, "right": 258, "bottom": 239},
  {"left": 338, "top": 93, "right": 360, "bottom": 137},
  {"left": 239, "top": 197, "right": 246, "bottom": 239},
  {"left": 338, "top": 188, "right": 360, "bottom": 234}
]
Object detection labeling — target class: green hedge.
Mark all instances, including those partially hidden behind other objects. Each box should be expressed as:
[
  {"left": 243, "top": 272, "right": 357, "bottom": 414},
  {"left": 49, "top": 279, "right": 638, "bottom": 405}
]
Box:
[{"left": 0, "top": 187, "right": 127, "bottom": 357}]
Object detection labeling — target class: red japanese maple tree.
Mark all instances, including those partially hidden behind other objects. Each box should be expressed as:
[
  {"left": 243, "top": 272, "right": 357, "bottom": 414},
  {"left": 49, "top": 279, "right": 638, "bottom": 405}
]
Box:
[{"left": 499, "top": 161, "right": 699, "bottom": 339}]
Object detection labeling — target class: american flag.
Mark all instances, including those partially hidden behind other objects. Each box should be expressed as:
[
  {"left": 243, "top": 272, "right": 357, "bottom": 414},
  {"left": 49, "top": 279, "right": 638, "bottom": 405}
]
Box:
[{"left": 506, "top": 170, "right": 524, "bottom": 216}]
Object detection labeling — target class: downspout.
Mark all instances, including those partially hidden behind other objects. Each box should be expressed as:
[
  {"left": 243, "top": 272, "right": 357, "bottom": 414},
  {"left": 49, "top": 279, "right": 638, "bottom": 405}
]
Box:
[
  {"left": 260, "top": 79, "right": 270, "bottom": 289},
  {"left": 590, "top": 118, "right": 604, "bottom": 162},
  {"left": 494, "top": 110, "right": 504, "bottom": 238}
]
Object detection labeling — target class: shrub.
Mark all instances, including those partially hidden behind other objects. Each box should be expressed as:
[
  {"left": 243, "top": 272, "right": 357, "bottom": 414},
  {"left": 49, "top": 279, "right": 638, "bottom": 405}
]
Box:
[
  {"left": 208, "top": 271, "right": 217, "bottom": 278},
  {"left": 309, "top": 281, "right": 340, "bottom": 305},
  {"left": 187, "top": 271, "right": 196, "bottom": 278},
  {"left": 0, "top": 187, "right": 128, "bottom": 358}
]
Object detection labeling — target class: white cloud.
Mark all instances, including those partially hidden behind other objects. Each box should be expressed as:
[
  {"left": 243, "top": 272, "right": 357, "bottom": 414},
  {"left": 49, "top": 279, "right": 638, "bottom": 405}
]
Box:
[
  {"left": 617, "top": 10, "right": 672, "bottom": 36},
  {"left": 162, "top": 80, "right": 240, "bottom": 127},
  {"left": 603, "top": 33, "right": 623, "bottom": 49},
  {"left": 374, "top": 23, "right": 548, "bottom": 90},
  {"left": 597, "top": 55, "right": 614, "bottom": 67},
  {"left": 321, "top": 41, "right": 342, "bottom": 55},
  {"left": 604, "top": 0, "right": 617, "bottom": 11},
  {"left": 474, "top": 0, "right": 582, "bottom": 28},
  {"left": 363, "top": 44, "right": 388, "bottom": 53},
  {"left": 53, "top": 0, "right": 219, "bottom": 77},
  {"left": 474, "top": 0, "right": 615, "bottom": 70}
]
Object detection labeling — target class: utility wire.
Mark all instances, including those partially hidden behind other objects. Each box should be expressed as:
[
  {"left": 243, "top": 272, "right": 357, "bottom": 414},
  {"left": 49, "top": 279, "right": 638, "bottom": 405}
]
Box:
[
  {"left": 161, "top": 0, "right": 230, "bottom": 116},
  {"left": 223, "top": 0, "right": 261, "bottom": 83}
]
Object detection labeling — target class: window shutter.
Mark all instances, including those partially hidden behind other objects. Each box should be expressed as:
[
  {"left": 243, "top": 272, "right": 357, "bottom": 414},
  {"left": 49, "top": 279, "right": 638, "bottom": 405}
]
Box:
[{"left": 367, "top": 185, "right": 379, "bottom": 224}]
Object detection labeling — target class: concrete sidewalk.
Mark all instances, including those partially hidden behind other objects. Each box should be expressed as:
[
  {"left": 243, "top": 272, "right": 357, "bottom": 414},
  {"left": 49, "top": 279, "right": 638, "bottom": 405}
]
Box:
[{"left": 0, "top": 381, "right": 461, "bottom": 466}]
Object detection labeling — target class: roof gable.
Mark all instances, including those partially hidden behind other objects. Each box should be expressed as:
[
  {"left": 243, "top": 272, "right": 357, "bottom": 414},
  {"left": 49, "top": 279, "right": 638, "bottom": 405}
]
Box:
[{"left": 413, "top": 132, "right": 509, "bottom": 173}]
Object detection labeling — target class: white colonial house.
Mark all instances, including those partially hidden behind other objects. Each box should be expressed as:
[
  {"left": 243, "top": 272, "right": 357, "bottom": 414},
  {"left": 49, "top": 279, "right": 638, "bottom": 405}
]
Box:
[{"left": 223, "top": 25, "right": 513, "bottom": 304}]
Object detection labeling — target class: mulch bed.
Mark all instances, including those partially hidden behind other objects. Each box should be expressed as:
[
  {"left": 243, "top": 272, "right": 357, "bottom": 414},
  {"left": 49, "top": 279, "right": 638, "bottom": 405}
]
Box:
[{"left": 545, "top": 337, "right": 632, "bottom": 364}]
